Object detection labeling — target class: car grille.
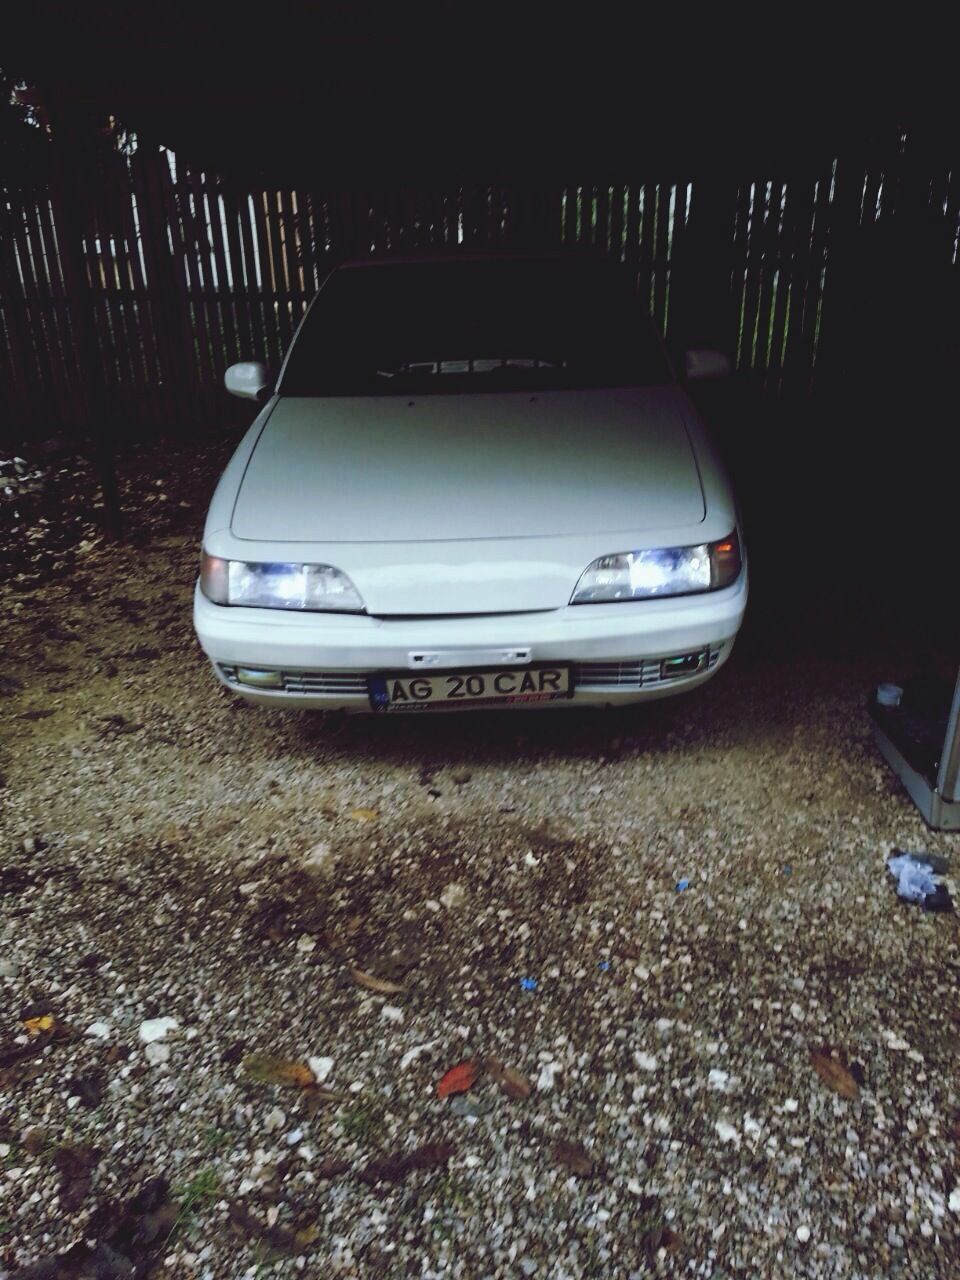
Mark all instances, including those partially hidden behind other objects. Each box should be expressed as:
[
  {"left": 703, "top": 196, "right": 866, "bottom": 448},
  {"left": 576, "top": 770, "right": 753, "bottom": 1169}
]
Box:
[
  {"left": 218, "top": 666, "right": 369, "bottom": 696},
  {"left": 573, "top": 646, "right": 722, "bottom": 690},
  {"left": 218, "top": 647, "right": 722, "bottom": 698}
]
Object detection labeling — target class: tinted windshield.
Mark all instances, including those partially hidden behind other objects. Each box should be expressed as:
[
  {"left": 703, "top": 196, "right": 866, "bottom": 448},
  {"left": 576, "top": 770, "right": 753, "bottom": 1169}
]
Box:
[{"left": 279, "top": 259, "right": 672, "bottom": 396}]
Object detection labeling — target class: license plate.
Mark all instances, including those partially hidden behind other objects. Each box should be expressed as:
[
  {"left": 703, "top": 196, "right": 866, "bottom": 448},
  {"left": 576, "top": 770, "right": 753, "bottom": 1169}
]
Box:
[{"left": 368, "top": 665, "right": 571, "bottom": 712}]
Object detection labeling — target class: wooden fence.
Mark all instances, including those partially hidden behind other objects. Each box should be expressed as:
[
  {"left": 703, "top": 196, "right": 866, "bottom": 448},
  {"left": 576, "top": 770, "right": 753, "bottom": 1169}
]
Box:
[{"left": 1, "top": 128, "right": 958, "bottom": 443}]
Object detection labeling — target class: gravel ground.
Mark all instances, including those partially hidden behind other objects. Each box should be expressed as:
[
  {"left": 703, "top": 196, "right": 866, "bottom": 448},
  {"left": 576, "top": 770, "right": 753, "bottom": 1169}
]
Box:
[{"left": 1, "top": 437, "right": 959, "bottom": 1279}]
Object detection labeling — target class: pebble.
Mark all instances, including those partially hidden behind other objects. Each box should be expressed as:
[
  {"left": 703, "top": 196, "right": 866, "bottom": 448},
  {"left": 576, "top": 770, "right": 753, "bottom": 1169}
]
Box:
[
  {"left": 85, "top": 1021, "right": 111, "bottom": 1039},
  {"left": 635, "top": 1052, "right": 658, "bottom": 1072},
  {"left": 145, "top": 1042, "right": 170, "bottom": 1066},
  {"left": 796, "top": 1225, "right": 811, "bottom": 1243},
  {"left": 138, "top": 1016, "right": 179, "bottom": 1043},
  {"left": 307, "top": 1056, "right": 333, "bottom": 1083},
  {"left": 296, "top": 934, "right": 316, "bottom": 954},
  {"left": 536, "top": 1061, "right": 560, "bottom": 1091},
  {"left": 380, "top": 1005, "right": 403, "bottom": 1024},
  {"left": 715, "top": 1120, "right": 740, "bottom": 1145},
  {"left": 264, "top": 1108, "right": 286, "bottom": 1133},
  {"left": 0, "top": 957, "right": 19, "bottom": 979},
  {"left": 439, "top": 882, "right": 466, "bottom": 909}
]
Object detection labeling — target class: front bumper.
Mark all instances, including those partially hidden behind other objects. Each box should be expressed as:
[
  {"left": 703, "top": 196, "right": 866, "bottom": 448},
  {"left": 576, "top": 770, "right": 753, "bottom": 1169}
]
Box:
[{"left": 193, "top": 571, "right": 747, "bottom": 710}]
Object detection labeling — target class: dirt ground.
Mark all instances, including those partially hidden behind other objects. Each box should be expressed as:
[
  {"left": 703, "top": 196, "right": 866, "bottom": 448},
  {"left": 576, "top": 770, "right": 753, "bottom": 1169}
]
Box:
[{"left": 1, "top": 436, "right": 959, "bottom": 1279}]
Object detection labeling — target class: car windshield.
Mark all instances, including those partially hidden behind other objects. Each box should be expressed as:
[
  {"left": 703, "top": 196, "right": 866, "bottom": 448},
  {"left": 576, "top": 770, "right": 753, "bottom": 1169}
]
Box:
[{"left": 278, "top": 259, "right": 672, "bottom": 396}]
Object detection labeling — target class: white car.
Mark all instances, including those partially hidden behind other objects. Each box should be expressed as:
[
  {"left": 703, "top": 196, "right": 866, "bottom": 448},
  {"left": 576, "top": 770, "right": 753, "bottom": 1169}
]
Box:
[{"left": 194, "top": 253, "right": 747, "bottom": 713}]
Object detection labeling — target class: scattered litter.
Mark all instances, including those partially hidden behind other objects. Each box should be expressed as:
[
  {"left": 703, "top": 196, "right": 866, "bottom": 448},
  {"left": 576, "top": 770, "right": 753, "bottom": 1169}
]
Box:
[
  {"left": 439, "top": 882, "right": 467, "bottom": 909},
  {"left": 783, "top": 1098, "right": 799, "bottom": 1113},
  {"left": 307, "top": 1056, "right": 333, "bottom": 1083},
  {"left": 886, "top": 851, "right": 953, "bottom": 912},
  {"left": 241, "top": 1053, "right": 316, "bottom": 1088},
  {"left": 285, "top": 1127, "right": 304, "bottom": 1145},
  {"left": 296, "top": 934, "right": 317, "bottom": 954},
  {"left": 552, "top": 1139, "right": 595, "bottom": 1177},
  {"left": 350, "top": 967, "right": 405, "bottom": 995},
  {"left": 881, "top": 1029, "right": 911, "bottom": 1052},
  {"left": 676, "top": 878, "right": 689, "bottom": 892},
  {"left": 138, "top": 1016, "right": 179, "bottom": 1044},
  {"left": 949, "top": 1186, "right": 960, "bottom": 1212},
  {"left": 438, "top": 1059, "right": 481, "bottom": 1098},
  {"left": 380, "top": 1004, "right": 404, "bottom": 1024},
  {"left": 23, "top": 1014, "right": 54, "bottom": 1036},
  {"left": 635, "top": 1051, "right": 658, "bottom": 1072},
  {"left": 524, "top": 851, "right": 540, "bottom": 868},
  {"left": 796, "top": 1224, "right": 811, "bottom": 1243},
  {"left": 708, "top": 1069, "right": 732, "bottom": 1092},
  {"left": 598, "top": 960, "right": 611, "bottom": 971},
  {"left": 485, "top": 1056, "right": 533, "bottom": 1099},
  {"left": 360, "top": 1141, "right": 455, "bottom": 1184},
  {"left": 348, "top": 807, "right": 378, "bottom": 823},
  {"left": 809, "top": 1048, "right": 859, "bottom": 1099},
  {"left": 519, "top": 977, "right": 538, "bottom": 992}
]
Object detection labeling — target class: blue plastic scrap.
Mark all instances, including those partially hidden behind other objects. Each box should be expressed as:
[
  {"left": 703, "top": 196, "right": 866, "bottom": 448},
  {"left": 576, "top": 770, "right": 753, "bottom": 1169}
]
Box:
[
  {"left": 675, "top": 878, "right": 690, "bottom": 893},
  {"left": 886, "top": 851, "right": 953, "bottom": 912},
  {"left": 598, "top": 960, "right": 611, "bottom": 971},
  {"left": 519, "top": 976, "right": 538, "bottom": 991}
]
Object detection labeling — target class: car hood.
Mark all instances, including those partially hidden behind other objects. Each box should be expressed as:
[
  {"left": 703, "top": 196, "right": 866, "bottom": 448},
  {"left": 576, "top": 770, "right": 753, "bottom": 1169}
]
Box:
[{"left": 230, "top": 387, "right": 705, "bottom": 543}]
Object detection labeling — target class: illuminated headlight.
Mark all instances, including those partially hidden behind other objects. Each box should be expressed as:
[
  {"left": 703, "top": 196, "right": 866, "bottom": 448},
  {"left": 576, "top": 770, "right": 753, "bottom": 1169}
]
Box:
[
  {"left": 200, "top": 553, "right": 365, "bottom": 612},
  {"left": 571, "top": 532, "right": 742, "bottom": 604}
]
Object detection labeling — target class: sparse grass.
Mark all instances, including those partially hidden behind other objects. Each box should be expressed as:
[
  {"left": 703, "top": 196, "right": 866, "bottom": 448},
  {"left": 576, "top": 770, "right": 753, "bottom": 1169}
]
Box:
[
  {"left": 169, "top": 1168, "right": 222, "bottom": 1240},
  {"left": 336, "top": 1098, "right": 382, "bottom": 1142},
  {"left": 199, "top": 1124, "right": 230, "bottom": 1156}
]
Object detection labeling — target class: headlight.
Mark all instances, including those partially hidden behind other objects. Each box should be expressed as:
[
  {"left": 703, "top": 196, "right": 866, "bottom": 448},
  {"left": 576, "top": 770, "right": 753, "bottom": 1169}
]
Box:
[
  {"left": 200, "top": 553, "right": 365, "bottom": 612},
  {"left": 571, "top": 531, "right": 741, "bottom": 604}
]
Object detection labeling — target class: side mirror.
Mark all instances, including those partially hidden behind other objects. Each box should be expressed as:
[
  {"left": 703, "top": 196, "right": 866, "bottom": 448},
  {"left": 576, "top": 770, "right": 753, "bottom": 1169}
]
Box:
[
  {"left": 225, "top": 361, "right": 273, "bottom": 401},
  {"left": 684, "top": 349, "right": 733, "bottom": 381}
]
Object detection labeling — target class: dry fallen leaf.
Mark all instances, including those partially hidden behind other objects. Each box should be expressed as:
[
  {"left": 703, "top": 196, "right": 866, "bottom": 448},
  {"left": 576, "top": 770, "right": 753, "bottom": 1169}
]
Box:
[
  {"left": 437, "top": 1059, "right": 482, "bottom": 1099},
  {"left": 23, "top": 1015, "right": 55, "bottom": 1036},
  {"left": 552, "top": 1139, "right": 595, "bottom": 1177},
  {"left": 809, "top": 1048, "right": 859, "bottom": 1099},
  {"left": 241, "top": 1053, "right": 317, "bottom": 1088},
  {"left": 350, "top": 967, "right": 405, "bottom": 996},
  {"left": 485, "top": 1056, "right": 533, "bottom": 1099},
  {"left": 348, "top": 807, "right": 378, "bottom": 823},
  {"left": 360, "top": 1140, "right": 455, "bottom": 1184}
]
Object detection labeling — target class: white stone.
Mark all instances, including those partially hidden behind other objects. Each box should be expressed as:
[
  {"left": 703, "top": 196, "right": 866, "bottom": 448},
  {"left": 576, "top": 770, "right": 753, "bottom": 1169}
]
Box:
[
  {"left": 138, "top": 1016, "right": 179, "bottom": 1044},
  {"left": 145, "top": 1042, "right": 170, "bottom": 1066},
  {"left": 708, "top": 1069, "right": 730, "bottom": 1092},
  {"left": 263, "top": 1108, "right": 285, "bottom": 1134},
  {"left": 949, "top": 1186, "right": 960, "bottom": 1212},
  {"left": 0, "top": 957, "right": 20, "bottom": 979},
  {"left": 537, "top": 1061, "right": 559, "bottom": 1091},
  {"left": 796, "top": 1225, "right": 811, "bottom": 1243},
  {"left": 296, "top": 934, "right": 316, "bottom": 954},
  {"left": 882, "top": 1029, "right": 910, "bottom": 1051},
  {"left": 635, "top": 1052, "right": 658, "bottom": 1072},
  {"left": 439, "top": 882, "right": 466, "bottom": 910},
  {"left": 303, "top": 841, "right": 332, "bottom": 871},
  {"left": 380, "top": 1005, "right": 403, "bottom": 1024},
  {"left": 715, "top": 1119, "right": 740, "bottom": 1145},
  {"left": 784, "top": 1098, "right": 799, "bottom": 1113},
  {"left": 285, "top": 1128, "right": 304, "bottom": 1146},
  {"left": 307, "top": 1056, "right": 333, "bottom": 1083},
  {"left": 85, "top": 1021, "right": 111, "bottom": 1040},
  {"left": 523, "top": 851, "right": 539, "bottom": 868},
  {"left": 400, "top": 1041, "right": 437, "bottom": 1070}
]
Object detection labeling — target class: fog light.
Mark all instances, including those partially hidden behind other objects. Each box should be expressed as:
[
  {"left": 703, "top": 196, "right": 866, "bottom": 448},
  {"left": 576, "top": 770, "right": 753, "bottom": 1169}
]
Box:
[
  {"left": 660, "top": 651, "right": 707, "bottom": 680},
  {"left": 236, "top": 667, "right": 283, "bottom": 689}
]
